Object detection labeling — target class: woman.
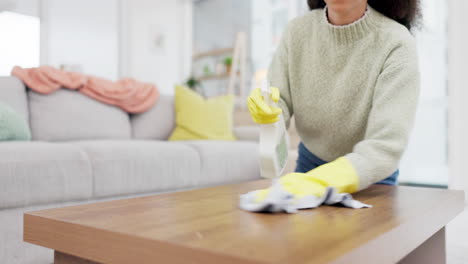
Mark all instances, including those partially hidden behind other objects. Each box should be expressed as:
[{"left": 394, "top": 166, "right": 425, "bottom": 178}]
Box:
[{"left": 245, "top": 0, "right": 421, "bottom": 210}]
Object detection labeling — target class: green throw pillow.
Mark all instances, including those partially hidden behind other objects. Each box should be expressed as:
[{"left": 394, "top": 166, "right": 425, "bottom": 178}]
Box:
[{"left": 0, "top": 103, "right": 31, "bottom": 141}]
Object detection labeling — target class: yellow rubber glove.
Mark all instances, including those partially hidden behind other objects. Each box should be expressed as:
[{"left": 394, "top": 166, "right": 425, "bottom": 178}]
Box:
[
  {"left": 255, "top": 157, "right": 358, "bottom": 201},
  {"left": 306, "top": 157, "right": 359, "bottom": 194},
  {"left": 240, "top": 157, "right": 366, "bottom": 213},
  {"left": 254, "top": 172, "right": 327, "bottom": 203},
  {"left": 247, "top": 87, "right": 282, "bottom": 124}
]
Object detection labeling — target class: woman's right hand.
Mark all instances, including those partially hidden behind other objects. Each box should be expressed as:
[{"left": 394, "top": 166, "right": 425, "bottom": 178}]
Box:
[{"left": 247, "top": 87, "right": 282, "bottom": 124}]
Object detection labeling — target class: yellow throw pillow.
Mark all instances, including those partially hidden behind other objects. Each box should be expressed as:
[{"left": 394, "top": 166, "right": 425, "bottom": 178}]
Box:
[{"left": 169, "top": 85, "right": 236, "bottom": 141}]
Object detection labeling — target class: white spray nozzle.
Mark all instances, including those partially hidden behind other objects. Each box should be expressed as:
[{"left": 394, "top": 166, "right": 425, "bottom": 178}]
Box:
[{"left": 261, "top": 80, "right": 273, "bottom": 106}]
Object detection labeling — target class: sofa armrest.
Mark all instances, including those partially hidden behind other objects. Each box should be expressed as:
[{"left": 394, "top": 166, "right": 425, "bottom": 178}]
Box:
[{"left": 234, "top": 126, "right": 259, "bottom": 141}]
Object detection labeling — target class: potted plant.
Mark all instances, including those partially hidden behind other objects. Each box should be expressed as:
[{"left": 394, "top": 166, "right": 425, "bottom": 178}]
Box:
[
  {"left": 223, "top": 57, "right": 233, "bottom": 73},
  {"left": 203, "top": 65, "right": 211, "bottom": 76},
  {"left": 186, "top": 76, "right": 201, "bottom": 89},
  {"left": 185, "top": 76, "right": 205, "bottom": 96}
]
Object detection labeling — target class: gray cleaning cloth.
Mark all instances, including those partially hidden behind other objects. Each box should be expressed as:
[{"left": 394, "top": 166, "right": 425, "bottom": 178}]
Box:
[{"left": 239, "top": 181, "right": 371, "bottom": 213}]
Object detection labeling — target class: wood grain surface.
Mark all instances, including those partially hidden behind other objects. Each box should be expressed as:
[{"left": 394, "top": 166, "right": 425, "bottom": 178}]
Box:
[
  {"left": 24, "top": 180, "right": 464, "bottom": 264},
  {"left": 55, "top": 251, "right": 100, "bottom": 264}
]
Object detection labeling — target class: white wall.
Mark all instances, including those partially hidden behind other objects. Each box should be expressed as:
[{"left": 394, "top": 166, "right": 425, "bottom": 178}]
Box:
[
  {"left": 0, "top": 0, "right": 39, "bottom": 16},
  {"left": 448, "top": 0, "right": 468, "bottom": 201},
  {"left": 41, "top": 0, "right": 119, "bottom": 80},
  {"left": 121, "top": 0, "right": 192, "bottom": 95},
  {"left": 39, "top": 0, "right": 191, "bottom": 90}
]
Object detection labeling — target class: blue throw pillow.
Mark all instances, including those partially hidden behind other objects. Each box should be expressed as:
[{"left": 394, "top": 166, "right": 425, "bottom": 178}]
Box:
[{"left": 0, "top": 103, "right": 31, "bottom": 141}]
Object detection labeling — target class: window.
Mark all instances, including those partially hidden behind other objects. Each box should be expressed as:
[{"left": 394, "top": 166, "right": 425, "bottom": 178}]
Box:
[
  {"left": 399, "top": 0, "right": 448, "bottom": 186},
  {"left": 0, "top": 11, "right": 40, "bottom": 75}
]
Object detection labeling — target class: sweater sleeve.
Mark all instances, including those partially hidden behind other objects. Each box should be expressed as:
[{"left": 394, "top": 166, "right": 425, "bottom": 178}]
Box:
[
  {"left": 268, "top": 26, "right": 294, "bottom": 128},
  {"left": 345, "top": 43, "right": 420, "bottom": 190}
]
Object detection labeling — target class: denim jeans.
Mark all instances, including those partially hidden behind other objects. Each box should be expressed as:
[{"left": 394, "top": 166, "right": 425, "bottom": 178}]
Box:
[{"left": 294, "top": 142, "right": 399, "bottom": 185}]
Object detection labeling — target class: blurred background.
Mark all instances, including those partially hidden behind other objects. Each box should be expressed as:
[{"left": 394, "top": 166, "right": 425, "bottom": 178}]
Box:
[{"left": 0, "top": 0, "right": 467, "bottom": 195}]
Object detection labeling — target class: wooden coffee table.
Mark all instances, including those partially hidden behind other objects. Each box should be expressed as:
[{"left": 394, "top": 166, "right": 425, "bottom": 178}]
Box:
[{"left": 24, "top": 180, "right": 464, "bottom": 264}]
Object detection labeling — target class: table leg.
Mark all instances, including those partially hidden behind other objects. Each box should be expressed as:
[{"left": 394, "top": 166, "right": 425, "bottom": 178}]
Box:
[
  {"left": 54, "top": 251, "right": 100, "bottom": 264},
  {"left": 398, "top": 227, "right": 446, "bottom": 264}
]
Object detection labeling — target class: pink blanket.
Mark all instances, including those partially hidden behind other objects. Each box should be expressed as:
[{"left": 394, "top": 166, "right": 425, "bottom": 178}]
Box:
[{"left": 11, "top": 66, "right": 159, "bottom": 113}]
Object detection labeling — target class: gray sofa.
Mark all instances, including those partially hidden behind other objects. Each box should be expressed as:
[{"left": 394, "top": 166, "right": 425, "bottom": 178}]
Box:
[{"left": 0, "top": 76, "right": 260, "bottom": 263}]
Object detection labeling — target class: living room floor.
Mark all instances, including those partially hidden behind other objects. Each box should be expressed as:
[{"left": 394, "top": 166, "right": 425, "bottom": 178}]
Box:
[{"left": 447, "top": 205, "right": 468, "bottom": 264}]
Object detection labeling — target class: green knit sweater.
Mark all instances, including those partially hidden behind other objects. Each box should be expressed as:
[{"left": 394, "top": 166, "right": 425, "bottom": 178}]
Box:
[{"left": 269, "top": 6, "right": 420, "bottom": 190}]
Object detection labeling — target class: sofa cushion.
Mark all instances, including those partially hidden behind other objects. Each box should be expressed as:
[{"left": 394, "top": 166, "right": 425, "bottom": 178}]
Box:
[
  {"left": 0, "top": 76, "right": 29, "bottom": 122},
  {"left": 0, "top": 142, "right": 92, "bottom": 209},
  {"left": 184, "top": 141, "right": 260, "bottom": 186},
  {"left": 28, "top": 89, "right": 131, "bottom": 141},
  {"left": 130, "top": 95, "right": 175, "bottom": 140},
  {"left": 75, "top": 140, "right": 201, "bottom": 198},
  {"left": 0, "top": 103, "right": 31, "bottom": 141},
  {"left": 169, "top": 86, "right": 236, "bottom": 141}
]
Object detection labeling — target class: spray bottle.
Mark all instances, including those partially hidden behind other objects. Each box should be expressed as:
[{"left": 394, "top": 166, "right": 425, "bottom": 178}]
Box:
[{"left": 259, "top": 80, "right": 290, "bottom": 180}]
